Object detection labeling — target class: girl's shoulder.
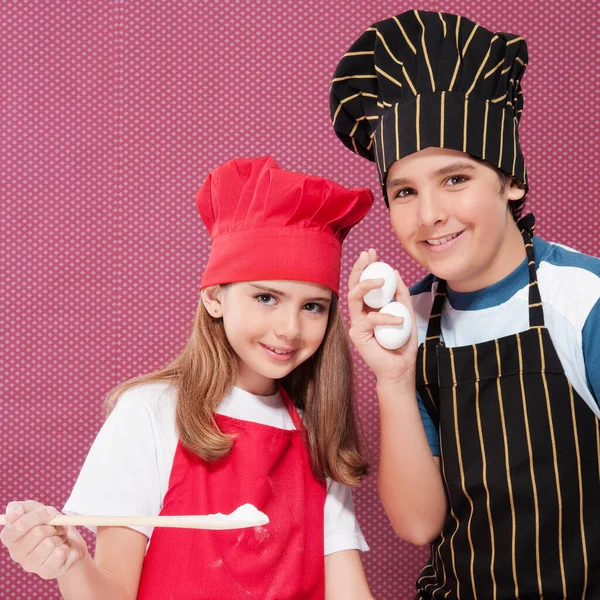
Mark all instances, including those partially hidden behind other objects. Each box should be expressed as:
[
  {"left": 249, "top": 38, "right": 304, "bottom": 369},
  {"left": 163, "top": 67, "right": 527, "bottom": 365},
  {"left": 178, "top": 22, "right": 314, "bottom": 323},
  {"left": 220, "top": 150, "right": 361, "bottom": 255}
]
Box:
[{"left": 111, "top": 381, "right": 178, "bottom": 421}]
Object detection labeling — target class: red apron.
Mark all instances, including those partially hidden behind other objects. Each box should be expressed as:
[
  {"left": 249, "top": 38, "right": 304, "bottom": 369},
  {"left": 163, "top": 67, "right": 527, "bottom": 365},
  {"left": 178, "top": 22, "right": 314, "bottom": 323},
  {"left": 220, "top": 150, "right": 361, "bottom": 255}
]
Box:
[{"left": 136, "top": 386, "right": 327, "bottom": 600}]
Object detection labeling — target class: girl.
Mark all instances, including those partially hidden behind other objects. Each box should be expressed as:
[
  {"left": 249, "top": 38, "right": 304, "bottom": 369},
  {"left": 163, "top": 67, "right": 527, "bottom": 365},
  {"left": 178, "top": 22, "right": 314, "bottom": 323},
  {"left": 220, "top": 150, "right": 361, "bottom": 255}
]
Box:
[{"left": 1, "top": 156, "right": 378, "bottom": 600}]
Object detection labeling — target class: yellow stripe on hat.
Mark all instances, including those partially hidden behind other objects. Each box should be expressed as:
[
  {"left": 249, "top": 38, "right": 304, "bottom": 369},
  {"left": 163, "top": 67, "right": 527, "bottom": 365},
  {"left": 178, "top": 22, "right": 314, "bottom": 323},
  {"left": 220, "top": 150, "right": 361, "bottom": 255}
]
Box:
[
  {"left": 512, "top": 117, "right": 518, "bottom": 174},
  {"left": 485, "top": 58, "right": 504, "bottom": 79},
  {"left": 375, "top": 65, "right": 403, "bottom": 88},
  {"left": 498, "top": 108, "right": 506, "bottom": 167},
  {"left": 331, "top": 92, "right": 362, "bottom": 126},
  {"left": 416, "top": 94, "right": 421, "bottom": 151},
  {"left": 392, "top": 15, "right": 417, "bottom": 54},
  {"left": 449, "top": 16, "right": 462, "bottom": 91},
  {"left": 374, "top": 29, "right": 418, "bottom": 95},
  {"left": 343, "top": 50, "right": 375, "bottom": 57},
  {"left": 463, "top": 97, "right": 469, "bottom": 152},
  {"left": 482, "top": 100, "right": 489, "bottom": 160},
  {"left": 415, "top": 10, "right": 436, "bottom": 92},
  {"left": 466, "top": 36, "right": 498, "bottom": 96},
  {"left": 394, "top": 103, "right": 400, "bottom": 160},
  {"left": 440, "top": 91, "right": 446, "bottom": 147},
  {"left": 331, "top": 74, "right": 378, "bottom": 84},
  {"left": 438, "top": 12, "right": 447, "bottom": 37}
]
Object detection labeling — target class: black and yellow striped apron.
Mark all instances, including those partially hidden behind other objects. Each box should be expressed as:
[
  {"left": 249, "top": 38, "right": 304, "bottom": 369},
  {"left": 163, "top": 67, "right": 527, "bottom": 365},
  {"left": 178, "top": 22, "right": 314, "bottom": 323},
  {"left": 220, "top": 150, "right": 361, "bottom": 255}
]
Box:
[{"left": 415, "top": 216, "right": 600, "bottom": 599}]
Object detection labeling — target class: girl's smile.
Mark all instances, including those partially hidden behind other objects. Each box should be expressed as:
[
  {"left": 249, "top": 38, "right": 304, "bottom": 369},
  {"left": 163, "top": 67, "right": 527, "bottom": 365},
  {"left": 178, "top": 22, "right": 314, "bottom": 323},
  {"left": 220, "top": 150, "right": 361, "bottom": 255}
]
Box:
[{"left": 203, "top": 280, "right": 332, "bottom": 395}]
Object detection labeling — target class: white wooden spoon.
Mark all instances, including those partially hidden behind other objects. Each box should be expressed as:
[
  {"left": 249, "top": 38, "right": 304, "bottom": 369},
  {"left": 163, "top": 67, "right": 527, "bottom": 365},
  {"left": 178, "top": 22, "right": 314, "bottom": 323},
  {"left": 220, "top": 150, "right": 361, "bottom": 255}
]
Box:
[{"left": 0, "top": 503, "right": 268, "bottom": 530}]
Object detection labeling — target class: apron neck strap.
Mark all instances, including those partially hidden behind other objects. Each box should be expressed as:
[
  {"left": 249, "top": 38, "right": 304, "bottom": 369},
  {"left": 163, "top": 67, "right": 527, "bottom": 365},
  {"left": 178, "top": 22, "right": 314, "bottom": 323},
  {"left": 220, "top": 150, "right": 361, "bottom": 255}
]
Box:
[
  {"left": 424, "top": 213, "right": 544, "bottom": 342},
  {"left": 518, "top": 213, "right": 544, "bottom": 328},
  {"left": 278, "top": 384, "right": 306, "bottom": 433}
]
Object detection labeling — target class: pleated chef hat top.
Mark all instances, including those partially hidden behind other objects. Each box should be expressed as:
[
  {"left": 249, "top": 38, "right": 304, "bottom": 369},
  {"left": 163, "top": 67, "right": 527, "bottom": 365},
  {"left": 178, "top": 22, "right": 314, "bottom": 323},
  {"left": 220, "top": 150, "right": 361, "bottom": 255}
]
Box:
[
  {"left": 197, "top": 156, "right": 374, "bottom": 294},
  {"left": 330, "top": 10, "right": 528, "bottom": 201}
]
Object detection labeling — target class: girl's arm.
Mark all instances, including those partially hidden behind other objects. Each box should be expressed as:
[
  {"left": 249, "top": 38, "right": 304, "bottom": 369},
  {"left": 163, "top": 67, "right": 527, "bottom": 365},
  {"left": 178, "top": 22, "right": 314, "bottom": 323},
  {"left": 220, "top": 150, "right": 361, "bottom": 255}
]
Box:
[
  {"left": 325, "top": 550, "right": 373, "bottom": 600},
  {"left": 58, "top": 526, "right": 146, "bottom": 600},
  {"left": 347, "top": 251, "right": 447, "bottom": 545}
]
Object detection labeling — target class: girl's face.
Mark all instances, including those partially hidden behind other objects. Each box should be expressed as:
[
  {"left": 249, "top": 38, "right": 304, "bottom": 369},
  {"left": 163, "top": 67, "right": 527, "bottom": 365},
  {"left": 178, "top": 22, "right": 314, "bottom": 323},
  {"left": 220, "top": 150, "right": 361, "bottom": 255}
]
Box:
[
  {"left": 205, "top": 280, "right": 332, "bottom": 396},
  {"left": 385, "top": 147, "right": 526, "bottom": 292}
]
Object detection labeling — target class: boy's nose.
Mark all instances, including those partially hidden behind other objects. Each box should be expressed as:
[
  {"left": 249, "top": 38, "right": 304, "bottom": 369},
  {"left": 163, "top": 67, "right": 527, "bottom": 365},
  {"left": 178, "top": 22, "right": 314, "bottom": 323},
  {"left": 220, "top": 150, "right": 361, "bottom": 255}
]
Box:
[{"left": 418, "top": 191, "right": 448, "bottom": 228}]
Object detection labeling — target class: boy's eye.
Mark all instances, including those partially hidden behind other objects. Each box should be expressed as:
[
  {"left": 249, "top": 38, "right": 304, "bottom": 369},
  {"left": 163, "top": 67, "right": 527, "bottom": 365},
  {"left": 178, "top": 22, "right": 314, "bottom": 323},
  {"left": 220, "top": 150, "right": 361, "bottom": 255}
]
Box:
[
  {"left": 303, "top": 302, "right": 324, "bottom": 313},
  {"left": 446, "top": 175, "right": 468, "bottom": 186},
  {"left": 256, "top": 294, "right": 276, "bottom": 305},
  {"left": 392, "top": 187, "right": 415, "bottom": 200}
]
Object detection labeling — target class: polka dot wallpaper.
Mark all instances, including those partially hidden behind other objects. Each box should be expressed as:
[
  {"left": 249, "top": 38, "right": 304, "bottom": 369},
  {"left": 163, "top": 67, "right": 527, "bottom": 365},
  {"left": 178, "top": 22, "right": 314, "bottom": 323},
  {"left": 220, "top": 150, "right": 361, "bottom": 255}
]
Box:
[{"left": 1, "top": 1, "right": 598, "bottom": 598}]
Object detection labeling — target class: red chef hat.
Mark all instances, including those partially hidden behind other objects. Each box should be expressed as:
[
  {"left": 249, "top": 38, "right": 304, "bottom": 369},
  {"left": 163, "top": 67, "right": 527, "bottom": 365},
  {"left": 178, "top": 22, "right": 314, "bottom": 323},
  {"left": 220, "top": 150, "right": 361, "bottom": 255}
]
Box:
[{"left": 197, "top": 157, "right": 374, "bottom": 294}]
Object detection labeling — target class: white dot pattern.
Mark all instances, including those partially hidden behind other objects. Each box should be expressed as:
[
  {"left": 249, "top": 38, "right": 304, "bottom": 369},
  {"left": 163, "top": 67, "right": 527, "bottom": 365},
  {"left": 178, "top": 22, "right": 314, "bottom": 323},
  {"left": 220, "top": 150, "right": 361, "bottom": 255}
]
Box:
[{"left": 1, "top": 2, "right": 598, "bottom": 598}]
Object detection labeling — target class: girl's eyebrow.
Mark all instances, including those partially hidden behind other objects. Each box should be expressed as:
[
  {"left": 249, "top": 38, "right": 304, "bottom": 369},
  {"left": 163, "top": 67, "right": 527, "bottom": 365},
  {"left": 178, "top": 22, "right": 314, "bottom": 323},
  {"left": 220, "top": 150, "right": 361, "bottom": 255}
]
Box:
[
  {"left": 249, "top": 284, "right": 331, "bottom": 304},
  {"left": 387, "top": 162, "right": 477, "bottom": 188}
]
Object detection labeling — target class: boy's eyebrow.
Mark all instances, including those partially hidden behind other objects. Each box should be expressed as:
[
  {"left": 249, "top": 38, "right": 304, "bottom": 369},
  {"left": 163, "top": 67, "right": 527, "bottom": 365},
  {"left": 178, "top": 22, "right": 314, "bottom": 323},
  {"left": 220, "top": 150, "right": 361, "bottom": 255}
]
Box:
[
  {"left": 249, "top": 284, "right": 332, "bottom": 304},
  {"left": 387, "top": 162, "right": 477, "bottom": 188}
]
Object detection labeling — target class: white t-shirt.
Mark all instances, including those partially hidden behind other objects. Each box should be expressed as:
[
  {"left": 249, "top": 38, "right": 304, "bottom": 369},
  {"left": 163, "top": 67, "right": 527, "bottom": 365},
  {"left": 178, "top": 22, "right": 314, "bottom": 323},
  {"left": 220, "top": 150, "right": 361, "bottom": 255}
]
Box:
[{"left": 64, "top": 382, "right": 369, "bottom": 556}]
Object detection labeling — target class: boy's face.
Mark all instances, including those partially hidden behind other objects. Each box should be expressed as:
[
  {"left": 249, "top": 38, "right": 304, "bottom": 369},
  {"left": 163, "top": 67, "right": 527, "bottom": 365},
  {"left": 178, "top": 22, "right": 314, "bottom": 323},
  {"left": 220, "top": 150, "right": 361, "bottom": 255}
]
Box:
[{"left": 385, "top": 147, "right": 526, "bottom": 292}]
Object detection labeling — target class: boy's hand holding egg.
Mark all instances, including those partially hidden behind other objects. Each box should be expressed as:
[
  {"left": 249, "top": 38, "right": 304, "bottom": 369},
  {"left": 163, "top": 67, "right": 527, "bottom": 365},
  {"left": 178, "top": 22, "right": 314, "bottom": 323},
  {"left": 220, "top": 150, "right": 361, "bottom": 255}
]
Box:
[{"left": 359, "top": 261, "right": 412, "bottom": 350}]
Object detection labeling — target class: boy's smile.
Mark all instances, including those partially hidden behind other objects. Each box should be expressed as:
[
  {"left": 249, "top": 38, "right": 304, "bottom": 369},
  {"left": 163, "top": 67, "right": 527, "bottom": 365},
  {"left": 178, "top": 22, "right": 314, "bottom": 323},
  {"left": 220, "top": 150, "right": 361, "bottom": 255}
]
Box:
[{"left": 385, "top": 147, "right": 526, "bottom": 293}]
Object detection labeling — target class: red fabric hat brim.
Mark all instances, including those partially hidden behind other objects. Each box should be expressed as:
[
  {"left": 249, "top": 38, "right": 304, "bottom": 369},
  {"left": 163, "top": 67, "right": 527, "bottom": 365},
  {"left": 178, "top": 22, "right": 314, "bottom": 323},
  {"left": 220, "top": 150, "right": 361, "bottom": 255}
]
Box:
[{"left": 200, "top": 228, "right": 342, "bottom": 293}]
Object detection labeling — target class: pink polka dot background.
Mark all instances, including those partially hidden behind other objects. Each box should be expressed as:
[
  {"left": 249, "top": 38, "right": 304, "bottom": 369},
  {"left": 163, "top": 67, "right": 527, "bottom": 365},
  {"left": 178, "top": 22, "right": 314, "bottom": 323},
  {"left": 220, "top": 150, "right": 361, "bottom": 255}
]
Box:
[{"left": 1, "top": 1, "right": 598, "bottom": 598}]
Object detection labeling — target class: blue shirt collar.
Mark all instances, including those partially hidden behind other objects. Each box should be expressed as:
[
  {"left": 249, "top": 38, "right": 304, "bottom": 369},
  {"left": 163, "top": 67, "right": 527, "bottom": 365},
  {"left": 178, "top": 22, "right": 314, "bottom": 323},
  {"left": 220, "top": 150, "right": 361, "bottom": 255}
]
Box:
[{"left": 445, "top": 237, "right": 547, "bottom": 310}]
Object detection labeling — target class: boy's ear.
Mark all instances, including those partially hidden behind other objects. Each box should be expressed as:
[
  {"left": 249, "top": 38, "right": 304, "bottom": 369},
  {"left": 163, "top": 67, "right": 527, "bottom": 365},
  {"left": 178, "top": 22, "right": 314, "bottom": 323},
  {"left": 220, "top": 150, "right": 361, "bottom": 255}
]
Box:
[
  {"left": 507, "top": 178, "right": 526, "bottom": 201},
  {"left": 201, "top": 285, "right": 224, "bottom": 318}
]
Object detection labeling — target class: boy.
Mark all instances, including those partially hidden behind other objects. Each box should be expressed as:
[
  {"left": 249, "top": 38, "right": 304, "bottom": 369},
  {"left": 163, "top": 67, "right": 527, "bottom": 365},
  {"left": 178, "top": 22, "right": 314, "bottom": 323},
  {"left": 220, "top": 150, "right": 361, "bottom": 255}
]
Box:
[{"left": 330, "top": 10, "right": 600, "bottom": 599}]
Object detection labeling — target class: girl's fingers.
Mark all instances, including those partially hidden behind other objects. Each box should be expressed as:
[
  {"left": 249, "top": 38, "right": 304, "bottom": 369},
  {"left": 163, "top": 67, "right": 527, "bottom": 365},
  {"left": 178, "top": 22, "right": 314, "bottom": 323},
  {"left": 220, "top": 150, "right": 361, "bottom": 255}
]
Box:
[
  {"left": 25, "top": 535, "right": 67, "bottom": 575},
  {"left": 38, "top": 543, "right": 70, "bottom": 580},
  {"left": 1, "top": 506, "right": 57, "bottom": 546},
  {"left": 17, "top": 525, "right": 62, "bottom": 558}
]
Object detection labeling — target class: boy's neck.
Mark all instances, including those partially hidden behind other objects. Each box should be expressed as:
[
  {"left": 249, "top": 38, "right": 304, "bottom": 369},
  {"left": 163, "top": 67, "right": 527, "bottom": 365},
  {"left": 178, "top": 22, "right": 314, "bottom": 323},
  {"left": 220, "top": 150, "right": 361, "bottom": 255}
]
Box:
[{"left": 447, "top": 219, "right": 527, "bottom": 293}]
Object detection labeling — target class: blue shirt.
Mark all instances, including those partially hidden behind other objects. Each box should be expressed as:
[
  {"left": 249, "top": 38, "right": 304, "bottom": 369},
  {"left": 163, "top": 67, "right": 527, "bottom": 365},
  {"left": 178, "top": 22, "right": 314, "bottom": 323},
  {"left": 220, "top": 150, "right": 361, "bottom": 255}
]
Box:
[{"left": 410, "top": 236, "right": 600, "bottom": 456}]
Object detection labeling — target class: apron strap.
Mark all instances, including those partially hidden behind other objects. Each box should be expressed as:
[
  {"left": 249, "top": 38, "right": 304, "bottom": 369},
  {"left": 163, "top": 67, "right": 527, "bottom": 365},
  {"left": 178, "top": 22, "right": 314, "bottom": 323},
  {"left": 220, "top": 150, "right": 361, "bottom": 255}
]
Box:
[
  {"left": 424, "top": 278, "right": 447, "bottom": 343},
  {"left": 278, "top": 385, "right": 306, "bottom": 433},
  {"left": 517, "top": 212, "right": 545, "bottom": 328}
]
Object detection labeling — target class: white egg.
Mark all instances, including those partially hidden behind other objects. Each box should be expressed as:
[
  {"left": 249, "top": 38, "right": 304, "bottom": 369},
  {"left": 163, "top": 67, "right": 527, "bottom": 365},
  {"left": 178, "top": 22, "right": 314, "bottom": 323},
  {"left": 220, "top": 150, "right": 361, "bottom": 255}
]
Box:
[
  {"left": 359, "top": 262, "right": 396, "bottom": 309},
  {"left": 374, "top": 302, "right": 412, "bottom": 350}
]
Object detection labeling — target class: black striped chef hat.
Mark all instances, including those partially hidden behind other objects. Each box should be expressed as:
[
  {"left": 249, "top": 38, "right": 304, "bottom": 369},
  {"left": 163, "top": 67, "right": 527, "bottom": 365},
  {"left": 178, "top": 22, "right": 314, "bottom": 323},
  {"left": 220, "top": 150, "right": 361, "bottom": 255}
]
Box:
[{"left": 330, "top": 10, "right": 528, "bottom": 200}]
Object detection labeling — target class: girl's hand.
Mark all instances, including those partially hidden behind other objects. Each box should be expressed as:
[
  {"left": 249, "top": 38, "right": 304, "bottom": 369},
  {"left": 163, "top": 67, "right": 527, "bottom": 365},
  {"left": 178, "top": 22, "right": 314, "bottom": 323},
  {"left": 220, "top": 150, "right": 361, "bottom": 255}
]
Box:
[
  {"left": 0, "top": 501, "right": 89, "bottom": 580},
  {"left": 347, "top": 249, "right": 418, "bottom": 385}
]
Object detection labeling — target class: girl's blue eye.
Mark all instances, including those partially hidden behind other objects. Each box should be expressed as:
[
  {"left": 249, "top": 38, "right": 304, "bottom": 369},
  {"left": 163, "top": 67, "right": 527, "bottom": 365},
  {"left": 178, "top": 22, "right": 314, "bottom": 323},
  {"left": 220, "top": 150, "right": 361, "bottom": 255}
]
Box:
[
  {"left": 256, "top": 294, "right": 276, "bottom": 305},
  {"left": 303, "top": 302, "right": 324, "bottom": 313}
]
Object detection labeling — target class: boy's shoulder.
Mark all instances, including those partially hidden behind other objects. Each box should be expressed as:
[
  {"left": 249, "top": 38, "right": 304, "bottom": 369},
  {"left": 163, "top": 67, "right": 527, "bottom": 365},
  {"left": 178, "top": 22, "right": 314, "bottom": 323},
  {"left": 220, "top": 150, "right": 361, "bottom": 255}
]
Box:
[
  {"left": 536, "top": 237, "right": 600, "bottom": 322},
  {"left": 535, "top": 236, "right": 600, "bottom": 277}
]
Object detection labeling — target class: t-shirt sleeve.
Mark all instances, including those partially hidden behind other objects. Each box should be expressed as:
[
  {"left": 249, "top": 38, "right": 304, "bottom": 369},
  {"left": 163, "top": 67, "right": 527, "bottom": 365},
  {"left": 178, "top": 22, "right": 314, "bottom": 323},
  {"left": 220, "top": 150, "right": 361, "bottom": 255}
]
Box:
[
  {"left": 582, "top": 296, "right": 600, "bottom": 408},
  {"left": 63, "top": 389, "right": 163, "bottom": 538},
  {"left": 417, "top": 390, "right": 440, "bottom": 456},
  {"left": 323, "top": 480, "right": 369, "bottom": 556}
]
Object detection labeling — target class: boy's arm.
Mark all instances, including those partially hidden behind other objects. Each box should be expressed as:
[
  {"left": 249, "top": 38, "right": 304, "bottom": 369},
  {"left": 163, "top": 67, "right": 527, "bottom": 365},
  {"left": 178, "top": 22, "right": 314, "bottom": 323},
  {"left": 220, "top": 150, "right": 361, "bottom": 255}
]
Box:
[
  {"left": 325, "top": 549, "right": 373, "bottom": 600},
  {"left": 346, "top": 251, "right": 447, "bottom": 546},
  {"left": 582, "top": 297, "right": 600, "bottom": 407},
  {"left": 377, "top": 377, "right": 447, "bottom": 546}
]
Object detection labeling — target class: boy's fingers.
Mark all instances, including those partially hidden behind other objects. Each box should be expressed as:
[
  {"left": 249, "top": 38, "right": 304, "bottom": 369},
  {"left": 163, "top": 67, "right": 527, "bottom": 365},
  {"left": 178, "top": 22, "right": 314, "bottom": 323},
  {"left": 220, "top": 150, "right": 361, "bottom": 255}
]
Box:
[{"left": 347, "top": 251, "right": 370, "bottom": 290}]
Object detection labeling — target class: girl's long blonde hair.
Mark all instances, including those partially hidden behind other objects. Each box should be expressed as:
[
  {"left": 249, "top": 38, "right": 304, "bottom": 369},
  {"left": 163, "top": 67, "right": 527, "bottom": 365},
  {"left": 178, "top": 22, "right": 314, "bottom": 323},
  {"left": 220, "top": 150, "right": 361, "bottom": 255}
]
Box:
[{"left": 104, "top": 294, "right": 368, "bottom": 486}]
